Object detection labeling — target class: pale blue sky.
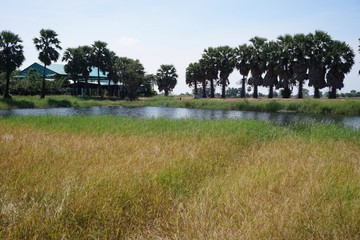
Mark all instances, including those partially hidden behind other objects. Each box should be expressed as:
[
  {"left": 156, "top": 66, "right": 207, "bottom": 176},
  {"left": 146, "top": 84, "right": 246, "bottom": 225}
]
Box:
[{"left": 1, "top": 0, "right": 359, "bottom": 94}]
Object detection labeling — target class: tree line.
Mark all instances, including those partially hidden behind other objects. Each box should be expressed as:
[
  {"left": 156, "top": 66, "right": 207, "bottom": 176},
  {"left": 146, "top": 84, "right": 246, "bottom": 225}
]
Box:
[
  {"left": 186, "top": 31, "right": 357, "bottom": 99},
  {"left": 0, "top": 29, "right": 178, "bottom": 99},
  {"left": 1, "top": 29, "right": 359, "bottom": 100}
]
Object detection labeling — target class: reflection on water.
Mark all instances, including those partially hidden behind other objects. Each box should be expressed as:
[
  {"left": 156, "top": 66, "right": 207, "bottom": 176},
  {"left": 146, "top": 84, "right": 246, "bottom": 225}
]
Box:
[{"left": 0, "top": 106, "right": 359, "bottom": 129}]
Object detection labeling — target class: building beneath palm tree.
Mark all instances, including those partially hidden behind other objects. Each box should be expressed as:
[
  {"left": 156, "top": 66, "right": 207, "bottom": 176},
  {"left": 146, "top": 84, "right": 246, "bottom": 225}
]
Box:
[{"left": 16, "top": 62, "right": 119, "bottom": 95}]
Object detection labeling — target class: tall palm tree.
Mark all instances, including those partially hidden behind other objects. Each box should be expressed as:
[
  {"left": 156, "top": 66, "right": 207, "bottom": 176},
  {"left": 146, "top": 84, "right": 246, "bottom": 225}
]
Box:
[
  {"left": 185, "top": 62, "right": 199, "bottom": 97},
  {"left": 91, "top": 41, "right": 111, "bottom": 98},
  {"left": 113, "top": 57, "right": 145, "bottom": 100},
  {"left": 326, "top": 40, "right": 354, "bottom": 99},
  {"left": 202, "top": 47, "right": 219, "bottom": 98},
  {"left": 292, "top": 33, "right": 310, "bottom": 98},
  {"left": 63, "top": 47, "right": 81, "bottom": 95},
  {"left": 33, "top": 29, "right": 62, "bottom": 99},
  {"left": 235, "top": 44, "right": 251, "bottom": 98},
  {"left": 106, "top": 51, "right": 118, "bottom": 97},
  {"left": 198, "top": 59, "right": 208, "bottom": 98},
  {"left": 248, "top": 37, "right": 267, "bottom": 98},
  {"left": 0, "top": 31, "right": 25, "bottom": 98},
  {"left": 78, "top": 45, "right": 93, "bottom": 96},
  {"left": 263, "top": 41, "right": 279, "bottom": 98},
  {"left": 277, "top": 34, "right": 294, "bottom": 98},
  {"left": 307, "top": 30, "right": 332, "bottom": 98},
  {"left": 156, "top": 64, "right": 178, "bottom": 96},
  {"left": 63, "top": 46, "right": 93, "bottom": 96},
  {"left": 215, "top": 46, "right": 235, "bottom": 98}
]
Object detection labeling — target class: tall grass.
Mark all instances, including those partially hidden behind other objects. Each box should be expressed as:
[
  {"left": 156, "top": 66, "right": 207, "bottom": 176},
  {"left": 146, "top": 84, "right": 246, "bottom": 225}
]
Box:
[
  {"left": 0, "top": 116, "right": 359, "bottom": 239},
  {"left": 1, "top": 95, "right": 360, "bottom": 115}
]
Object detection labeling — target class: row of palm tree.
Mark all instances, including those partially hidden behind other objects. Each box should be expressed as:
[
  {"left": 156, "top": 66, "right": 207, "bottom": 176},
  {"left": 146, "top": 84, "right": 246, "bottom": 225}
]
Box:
[
  {"left": 0, "top": 29, "right": 179, "bottom": 99},
  {"left": 186, "top": 30, "right": 355, "bottom": 99}
]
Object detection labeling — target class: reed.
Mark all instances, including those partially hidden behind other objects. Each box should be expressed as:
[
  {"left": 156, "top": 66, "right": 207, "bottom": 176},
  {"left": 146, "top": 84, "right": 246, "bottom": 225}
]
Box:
[
  {"left": 0, "top": 116, "right": 359, "bottom": 239},
  {"left": 1, "top": 96, "right": 360, "bottom": 115}
]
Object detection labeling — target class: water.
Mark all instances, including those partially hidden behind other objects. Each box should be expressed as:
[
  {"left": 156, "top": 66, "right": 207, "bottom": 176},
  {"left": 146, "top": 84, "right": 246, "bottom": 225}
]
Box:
[{"left": 0, "top": 106, "right": 359, "bottom": 129}]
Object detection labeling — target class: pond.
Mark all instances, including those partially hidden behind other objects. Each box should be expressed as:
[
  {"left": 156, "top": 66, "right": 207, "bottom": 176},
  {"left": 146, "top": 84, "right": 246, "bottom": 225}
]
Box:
[{"left": 0, "top": 106, "right": 360, "bottom": 130}]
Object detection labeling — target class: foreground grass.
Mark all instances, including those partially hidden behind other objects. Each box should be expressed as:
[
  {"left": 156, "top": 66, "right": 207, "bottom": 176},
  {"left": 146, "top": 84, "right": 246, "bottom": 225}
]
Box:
[
  {"left": 1, "top": 95, "right": 360, "bottom": 115},
  {"left": 0, "top": 116, "right": 360, "bottom": 239}
]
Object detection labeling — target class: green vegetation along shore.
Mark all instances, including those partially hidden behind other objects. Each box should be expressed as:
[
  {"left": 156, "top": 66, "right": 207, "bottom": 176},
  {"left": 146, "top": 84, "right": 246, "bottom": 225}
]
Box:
[
  {"left": 0, "top": 116, "right": 359, "bottom": 239},
  {"left": 1, "top": 95, "right": 360, "bottom": 116}
]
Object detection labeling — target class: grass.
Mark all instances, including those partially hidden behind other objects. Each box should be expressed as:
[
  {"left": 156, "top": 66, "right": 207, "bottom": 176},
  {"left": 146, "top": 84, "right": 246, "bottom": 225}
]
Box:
[
  {"left": 0, "top": 116, "right": 359, "bottom": 239},
  {"left": 1, "top": 95, "right": 360, "bottom": 115}
]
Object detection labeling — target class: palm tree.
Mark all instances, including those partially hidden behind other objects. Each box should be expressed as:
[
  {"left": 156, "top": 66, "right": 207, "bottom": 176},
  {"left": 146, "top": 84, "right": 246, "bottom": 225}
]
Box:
[
  {"left": 113, "top": 57, "right": 145, "bottom": 100},
  {"left": 235, "top": 44, "right": 251, "bottom": 98},
  {"left": 215, "top": 46, "right": 235, "bottom": 98},
  {"left": 198, "top": 59, "right": 208, "bottom": 98},
  {"left": 63, "top": 46, "right": 93, "bottom": 96},
  {"left": 63, "top": 47, "right": 81, "bottom": 95},
  {"left": 263, "top": 41, "right": 279, "bottom": 98},
  {"left": 156, "top": 64, "right": 178, "bottom": 96},
  {"left": 277, "top": 34, "right": 294, "bottom": 98},
  {"left": 307, "top": 31, "right": 332, "bottom": 98},
  {"left": 185, "top": 62, "right": 199, "bottom": 97},
  {"left": 326, "top": 40, "right": 354, "bottom": 99},
  {"left": 78, "top": 46, "right": 93, "bottom": 96},
  {"left": 248, "top": 37, "right": 267, "bottom": 98},
  {"left": 33, "top": 29, "right": 62, "bottom": 99},
  {"left": 106, "top": 51, "right": 118, "bottom": 97},
  {"left": 0, "top": 31, "right": 25, "bottom": 98},
  {"left": 91, "top": 41, "right": 111, "bottom": 98},
  {"left": 292, "top": 33, "right": 310, "bottom": 98},
  {"left": 202, "top": 47, "right": 219, "bottom": 98}
]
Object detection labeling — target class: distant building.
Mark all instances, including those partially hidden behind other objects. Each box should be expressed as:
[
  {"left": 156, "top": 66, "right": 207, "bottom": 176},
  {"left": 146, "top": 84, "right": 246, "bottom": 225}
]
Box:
[{"left": 16, "top": 62, "right": 120, "bottom": 95}]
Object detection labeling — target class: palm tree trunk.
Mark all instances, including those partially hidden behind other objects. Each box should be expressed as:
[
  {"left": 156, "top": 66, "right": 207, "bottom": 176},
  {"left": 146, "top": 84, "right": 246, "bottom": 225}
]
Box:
[
  {"left": 298, "top": 81, "right": 303, "bottom": 99},
  {"left": 97, "top": 68, "right": 102, "bottom": 98},
  {"left": 202, "top": 80, "right": 207, "bottom": 98},
  {"left": 85, "top": 78, "right": 90, "bottom": 96},
  {"left": 165, "top": 90, "right": 169, "bottom": 96},
  {"left": 221, "top": 78, "right": 226, "bottom": 98},
  {"left": 194, "top": 80, "right": 198, "bottom": 96},
  {"left": 3, "top": 72, "right": 11, "bottom": 99},
  {"left": 329, "top": 87, "right": 337, "bottom": 99},
  {"left": 253, "top": 85, "right": 258, "bottom": 98},
  {"left": 41, "top": 64, "right": 47, "bottom": 99},
  {"left": 210, "top": 79, "right": 215, "bottom": 98},
  {"left": 268, "top": 86, "right": 273, "bottom": 99},
  {"left": 240, "top": 77, "right": 246, "bottom": 98},
  {"left": 314, "top": 87, "right": 320, "bottom": 99}
]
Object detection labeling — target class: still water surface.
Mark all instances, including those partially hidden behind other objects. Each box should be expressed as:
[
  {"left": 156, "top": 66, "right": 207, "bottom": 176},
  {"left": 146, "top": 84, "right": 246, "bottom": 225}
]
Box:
[{"left": 0, "top": 106, "right": 359, "bottom": 129}]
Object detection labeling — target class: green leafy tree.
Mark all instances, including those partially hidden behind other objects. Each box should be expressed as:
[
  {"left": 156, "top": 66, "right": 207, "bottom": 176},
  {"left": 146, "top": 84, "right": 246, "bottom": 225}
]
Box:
[
  {"left": 139, "top": 74, "right": 157, "bottom": 97},
  {"left": 307, "top": 30, "right": 332, "bottom": 98},
  {"left": 156, "top": 64, "right": 178, "bottom": 96},
  {"left": 202, "top": 47, "right": 219, "bottom": 98},
  {"left": 33, "top": 29, "right": 62, "bottom": 98},
  {"left": 215, "top": 46, "right": 235, "bottom": 98},
  {"left": 248, "top": 37, "right": 266, "bottom": 98},
  {"left": 11, "top": 68, "right": 41, "bottom": 95},
  {"left": 235, "top": 44, "right": 251, "bottom": 98},
  {"left": 326, "top": 40, "right": 354, "bottom": 99},
  {"left": 0, "top": 30, "right": 25, "bottom": 98},
  {"left": 91, "top": 41, "right": 111, "bottom": 98},
  {"left": 113, "top": 57, "right": 145, "bottom": 100}
]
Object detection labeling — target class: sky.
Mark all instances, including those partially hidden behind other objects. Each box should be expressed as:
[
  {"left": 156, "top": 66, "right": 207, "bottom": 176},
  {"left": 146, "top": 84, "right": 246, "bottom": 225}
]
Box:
[{"left": 1, "top": 0, "right": 359, "bottom": 94}]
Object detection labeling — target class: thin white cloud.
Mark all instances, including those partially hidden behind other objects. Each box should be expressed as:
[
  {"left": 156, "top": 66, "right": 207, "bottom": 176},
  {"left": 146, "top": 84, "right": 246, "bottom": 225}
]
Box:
[{"left": 117, "top": 37, "right": 139, "bottom": 47}]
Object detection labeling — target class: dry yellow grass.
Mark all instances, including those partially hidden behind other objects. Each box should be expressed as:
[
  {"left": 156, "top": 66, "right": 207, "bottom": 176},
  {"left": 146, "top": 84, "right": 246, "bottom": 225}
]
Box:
[{"left": 0, "top": 118, "right": 359, "bottom": 239}]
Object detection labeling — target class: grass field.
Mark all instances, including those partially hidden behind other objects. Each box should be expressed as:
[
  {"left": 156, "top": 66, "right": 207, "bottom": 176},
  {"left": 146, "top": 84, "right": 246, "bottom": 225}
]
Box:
[
  {"left": 1, "top": 95, "right": 360, "bottom": 115},
  {"left": 0, "top": 116, "right": 359, "bottom": 239}
]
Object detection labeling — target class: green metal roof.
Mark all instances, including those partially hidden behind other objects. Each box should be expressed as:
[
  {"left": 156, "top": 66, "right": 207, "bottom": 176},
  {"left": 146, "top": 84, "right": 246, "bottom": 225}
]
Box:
[{"left": 16, "top": 62, "right": 108, "bottom": 80}]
